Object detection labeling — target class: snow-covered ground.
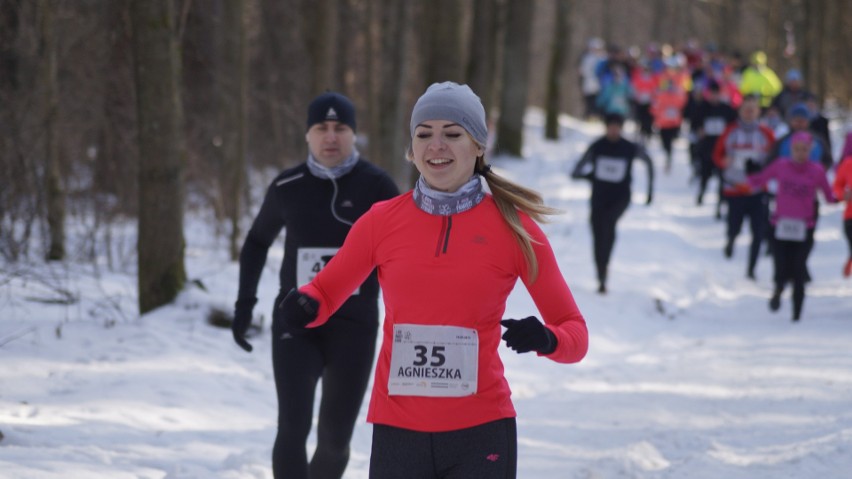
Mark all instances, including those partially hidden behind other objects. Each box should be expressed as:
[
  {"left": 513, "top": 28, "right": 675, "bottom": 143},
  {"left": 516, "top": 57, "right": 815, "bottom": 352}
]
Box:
[{"left": 2, "top": 111, "right": 851, "bottom": 478}]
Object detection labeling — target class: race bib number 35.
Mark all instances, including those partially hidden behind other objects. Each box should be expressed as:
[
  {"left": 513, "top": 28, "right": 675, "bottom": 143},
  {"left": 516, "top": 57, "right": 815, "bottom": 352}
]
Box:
[
  {"left": 297, "top": 247, "right": 359, "bottom": 295},
  {"left": 388, "top": 324, "right": 478, "bottom": 397}
]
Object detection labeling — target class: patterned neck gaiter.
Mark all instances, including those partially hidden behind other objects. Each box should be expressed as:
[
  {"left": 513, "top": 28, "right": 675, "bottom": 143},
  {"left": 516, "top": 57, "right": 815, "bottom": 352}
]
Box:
[
  {"left": 413, "top": 175, "right": 485, "bottom": 216},
  {"left": 306, "top": 148, "right": 360, "bottom": 179}
]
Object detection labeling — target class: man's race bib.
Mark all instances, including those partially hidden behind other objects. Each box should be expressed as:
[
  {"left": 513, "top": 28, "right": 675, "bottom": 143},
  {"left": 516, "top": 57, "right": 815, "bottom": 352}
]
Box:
[
  {"left": 724, "top": 149, "right": 761, "bottom": 185},
  {"left": 595, "top": 156, "right": 628, "bottom": 183},
  {"left": 704, "top": 117, "right": 726, "bottom": 136},
  {"left": 775, "top": 217, "right": 807, "bottom": 242},
  {"left": 723, "top": 167, "right": 747, "bottom": 185},
  {"left": 388, "top": 324, "right": 478, "bottom": 397},
  {"left": 296, "top": 247, "right": 359, "bottom": 295}
]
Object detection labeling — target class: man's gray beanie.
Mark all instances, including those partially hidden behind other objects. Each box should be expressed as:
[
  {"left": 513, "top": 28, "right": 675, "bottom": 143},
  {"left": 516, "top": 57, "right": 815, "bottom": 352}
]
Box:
[{"left": 410, "top": 82, "right": 488, "bottom": 146}]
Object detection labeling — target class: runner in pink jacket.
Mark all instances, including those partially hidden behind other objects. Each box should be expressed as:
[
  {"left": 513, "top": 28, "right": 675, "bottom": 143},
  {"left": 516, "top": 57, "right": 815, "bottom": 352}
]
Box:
[
  {"left": 744, "top": 131, "right": 837, "bottom": 320},
  {"left": 275, "top": 82, "right": 588, "bottom": 479}
]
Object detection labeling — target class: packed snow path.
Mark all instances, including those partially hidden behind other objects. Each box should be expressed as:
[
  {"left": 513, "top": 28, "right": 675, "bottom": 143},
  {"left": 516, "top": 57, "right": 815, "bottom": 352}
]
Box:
[{"left": 2, "top": 111, "right": 850, "bottom": 478}]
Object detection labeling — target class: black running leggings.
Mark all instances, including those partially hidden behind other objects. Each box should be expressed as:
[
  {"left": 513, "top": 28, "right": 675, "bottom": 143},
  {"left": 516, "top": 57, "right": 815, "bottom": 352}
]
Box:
[
  {"left": 271, "top": 310, "right": 378, "bottom": 479},
  {"left": 726, "top": 194, "right": 766, "bottom": 274},
  {"left": 845, "top": 219, "right": 852, "bottom": 257},
  {"left": 370, "top": 418, "right": 518, "bottom": 479},
  {"left": 772, "top": 228, "right": 815, "bottom": 318},
  {"left": 696, "top": 151, "right": 721, "bottom": 203},
  {"left": 591, "top": 193, "right": 631, "bottom": 284},
  {"left": 659, "top": 127, "right": 679, "bottom": 161}
]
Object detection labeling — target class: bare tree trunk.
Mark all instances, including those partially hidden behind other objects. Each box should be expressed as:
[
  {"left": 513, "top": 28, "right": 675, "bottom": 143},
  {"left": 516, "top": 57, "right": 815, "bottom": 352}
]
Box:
[
  {"left": 802, "top": 0, "right": 828, "bottom": 102},
  {"left": 495, "top": 0, "right": 534, "bottom": 158},
  {"left": 601, "top": 0, "right": 612, "bottom": 42},
  {"left": 0, "top": 1, "right": 40, "bottom": 262},
  {"left": 814, "top": 0, "right": 829, "bottom": 101},
  {"left": 421, "top": 0, "right": 466, "bottom": 85},
  {"left": 369, "top": 0, "right": 413, "bottom": 188},
  {"left": 131, "top": 0, "right": 187, "bottom": 314},
  {"left": 0, "top": 1, "right": 19, "bottom": 92},
  {"left": 306, "top": 0, "right": 340, "bottom": 93},
  {"left": 715, "top": 0, "right": 740, "bottom": 55},
  {"left": 684, "top": 0, "right": 695, "bottom": 40},
  {"left": 256, "top": 0, "right": 311, "bottom": 165},
  {"left": 466, "top": 0, "right": 502, "bottom": 116},
  {"left": 39, "top": 0, "right": 64, "bottom": 261},
  {"left": 366, "top": 0, "right": 377, "bottom": 158},
  {"left": 96, "top": 1, "right": 137, "bottom": 216},
  {"left": 545, "top": 0, "right": 570, "bottom": 140},
  {"left": 834, "top": 0, "right": 852, "bottom": 106},
  {"left": 219, "top": 0, "right": 247, "bottom": 261},
  {"left": 650, "top": 0, "right": 666, "bottom": 42},
  {"left": 764, "top": 0, "right": 783, "bottom": 70}
]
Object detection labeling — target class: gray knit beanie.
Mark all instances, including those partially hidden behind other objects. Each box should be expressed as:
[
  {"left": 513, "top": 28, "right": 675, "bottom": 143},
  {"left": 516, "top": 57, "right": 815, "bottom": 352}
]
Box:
[{"left": 410, "top": 82, "right": 488, "bottom": 146}]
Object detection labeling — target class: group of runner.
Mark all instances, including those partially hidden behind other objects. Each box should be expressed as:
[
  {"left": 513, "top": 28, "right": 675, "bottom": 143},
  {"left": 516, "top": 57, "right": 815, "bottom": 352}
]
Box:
[
  {"left": 577, "top": 38, "right": 852, "bottom": 322},
  {"left": 227, "top": 41, "right": 851, "bottom": 478}
]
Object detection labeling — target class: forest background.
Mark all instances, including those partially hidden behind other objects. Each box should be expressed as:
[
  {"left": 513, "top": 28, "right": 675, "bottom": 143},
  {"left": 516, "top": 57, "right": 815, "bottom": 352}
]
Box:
[{"left": 2, "top": 0, "right": 851, "bottom": 313}]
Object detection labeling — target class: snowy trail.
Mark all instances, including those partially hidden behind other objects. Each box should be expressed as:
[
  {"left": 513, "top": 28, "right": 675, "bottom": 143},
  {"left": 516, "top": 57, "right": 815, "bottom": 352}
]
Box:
[{"left": 2, "top": 111, "right": 851, "bottom": 478}]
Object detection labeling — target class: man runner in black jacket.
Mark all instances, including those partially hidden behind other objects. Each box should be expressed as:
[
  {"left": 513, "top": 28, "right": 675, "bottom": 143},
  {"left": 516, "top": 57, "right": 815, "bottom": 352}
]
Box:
[{"left": 232, "top": 92, "right": 399, "bottom": 479}]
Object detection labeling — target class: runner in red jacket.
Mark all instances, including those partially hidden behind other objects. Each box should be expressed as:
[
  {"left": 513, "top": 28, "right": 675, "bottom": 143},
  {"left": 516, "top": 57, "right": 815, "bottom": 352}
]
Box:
[
  {"left": 712, "top": 95, "right": 776, "bottom": 279},
  {"left": 650, "top": 80, "right": 687, "bottom": 172},
  {"left": 277, "top": 82, "right": 589, "bottom": 479},
  {"left": 833, "top": 146, "right": 852, "bottom": 277}
]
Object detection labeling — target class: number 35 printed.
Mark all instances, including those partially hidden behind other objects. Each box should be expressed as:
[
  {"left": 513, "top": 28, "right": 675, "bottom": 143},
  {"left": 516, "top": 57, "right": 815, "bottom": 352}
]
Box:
[{"left": 412, "top": 345, "right": 446, "bottom": 367}]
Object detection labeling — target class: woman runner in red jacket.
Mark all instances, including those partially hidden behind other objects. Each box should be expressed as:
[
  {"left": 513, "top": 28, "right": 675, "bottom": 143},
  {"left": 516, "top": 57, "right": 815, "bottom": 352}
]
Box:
[
  {"left": 276, "top": 82, "right": 589, "bottom": 479},
  {"left": 834, "top": 132, "right": 852, "bottom": 277}
]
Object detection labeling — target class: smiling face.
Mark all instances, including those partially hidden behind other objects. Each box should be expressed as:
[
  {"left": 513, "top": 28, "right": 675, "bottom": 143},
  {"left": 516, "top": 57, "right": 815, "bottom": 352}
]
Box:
[
  {"left": 306, "top": 121, "right": 355, "bottom": 168},
  {"left": 410, "top": 120, "right": 484, "bottom": 192}
]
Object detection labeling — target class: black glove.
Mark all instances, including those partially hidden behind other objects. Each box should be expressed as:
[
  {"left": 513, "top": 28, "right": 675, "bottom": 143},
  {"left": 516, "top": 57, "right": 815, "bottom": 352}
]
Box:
[
  {"left": 500, "top": 316, "right": 557, "bottom": 354},
  {"left": 278, "top": 288, "right": 319, "bottom": 332},
  {"left": 745, "top": 158, "right": 761, "bottom": 174},
  {"left": 232, "top": 297, "right": 257, "bottom": 353}
]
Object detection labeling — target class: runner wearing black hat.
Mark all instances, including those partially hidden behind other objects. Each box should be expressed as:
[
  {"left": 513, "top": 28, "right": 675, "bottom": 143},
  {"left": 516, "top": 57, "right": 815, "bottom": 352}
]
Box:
[{"left": 231, "top": 91, "right": 399, "bottom": 479}]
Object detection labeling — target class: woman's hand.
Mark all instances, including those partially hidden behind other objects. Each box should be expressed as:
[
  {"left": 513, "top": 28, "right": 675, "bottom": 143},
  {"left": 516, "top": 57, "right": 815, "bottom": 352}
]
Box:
[
  {"left": 278, "top": 289, "right": 319, "bottom": 333},
  {"left": 500, "top": 316, "right": 557, "bottom": 354}
]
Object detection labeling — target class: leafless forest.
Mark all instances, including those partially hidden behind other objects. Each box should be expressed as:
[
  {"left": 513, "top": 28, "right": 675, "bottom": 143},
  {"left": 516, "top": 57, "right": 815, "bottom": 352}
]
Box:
[{"left": 1, "top": 0, "right": 850, "bottom": 312}]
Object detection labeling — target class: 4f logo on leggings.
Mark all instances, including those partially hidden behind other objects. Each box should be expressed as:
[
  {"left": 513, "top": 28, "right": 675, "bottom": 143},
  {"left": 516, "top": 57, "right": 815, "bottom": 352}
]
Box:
[{"left": 388, "top": 324, "right": 478, "bottom": 397}]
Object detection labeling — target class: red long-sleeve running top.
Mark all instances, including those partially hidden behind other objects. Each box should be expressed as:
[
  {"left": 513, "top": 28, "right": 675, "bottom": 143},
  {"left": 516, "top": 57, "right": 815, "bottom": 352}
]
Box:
[
  {"left": 300, "top": 191, "right": 588, "bottom": 432},
  {"left": 835, "top": 158, "right": 852, "bottom": 220}
]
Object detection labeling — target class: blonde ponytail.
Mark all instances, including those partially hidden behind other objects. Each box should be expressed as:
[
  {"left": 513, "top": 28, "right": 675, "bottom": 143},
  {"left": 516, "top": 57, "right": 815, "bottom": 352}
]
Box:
[{"left": 477, "top": 156, "right": 561, "bottom": 283}]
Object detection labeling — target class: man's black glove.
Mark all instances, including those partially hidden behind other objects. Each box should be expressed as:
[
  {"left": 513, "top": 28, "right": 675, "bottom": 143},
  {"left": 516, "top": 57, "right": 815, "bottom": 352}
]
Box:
[
  {"left": 500, "top": 316, "right": 557, "bottom": 354},
  {"left": 745, "top": 158, "right": 761, "bottom": 174},
  {"left": 232, "top": 297, "right": 257, "bottom": 353},
  {"left": 278, "top": 288, "right": 319, "bottom": 332}
]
